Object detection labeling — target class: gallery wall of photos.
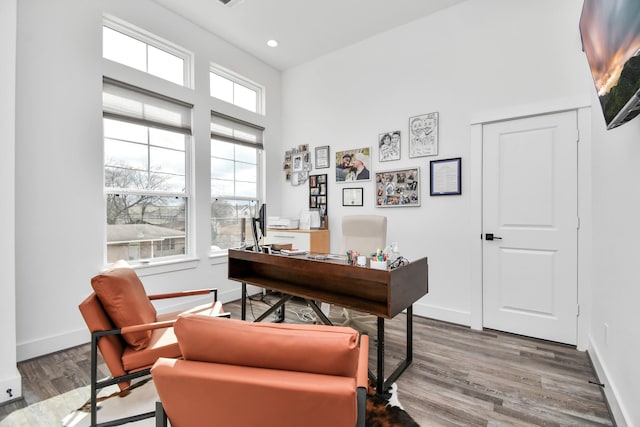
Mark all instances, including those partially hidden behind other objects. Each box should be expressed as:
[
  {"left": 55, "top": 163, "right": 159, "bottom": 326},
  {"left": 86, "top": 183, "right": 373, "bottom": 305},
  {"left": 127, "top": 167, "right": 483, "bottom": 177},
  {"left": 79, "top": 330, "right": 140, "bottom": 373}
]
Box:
[{"left": 283, "top": 111, "right": 462, "bottom": 209}]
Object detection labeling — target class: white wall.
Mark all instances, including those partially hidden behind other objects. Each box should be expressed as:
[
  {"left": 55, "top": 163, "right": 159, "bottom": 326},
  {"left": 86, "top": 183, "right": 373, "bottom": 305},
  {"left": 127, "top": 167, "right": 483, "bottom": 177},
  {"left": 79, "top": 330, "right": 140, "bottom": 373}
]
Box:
[
  {"left": 281, "top": 0, "right": 591, "bottom": 324},
  {"left": 0, "top": 0, "right": 22, "bottom": 404},
  {"left": 14, "top": 0, "right": 281, "bottom": 360},
  {"left": 588, "top": 90, "right": 640, "bottom": 425},
  {"left": 281, "top": 0, "right": 639, "bottom": 425}
]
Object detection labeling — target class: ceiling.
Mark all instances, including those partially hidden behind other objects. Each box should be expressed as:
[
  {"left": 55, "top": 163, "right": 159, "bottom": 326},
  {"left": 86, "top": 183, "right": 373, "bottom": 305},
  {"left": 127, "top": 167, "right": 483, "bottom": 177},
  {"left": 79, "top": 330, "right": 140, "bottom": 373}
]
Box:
[{"left": 151, "top": 0, "right": 468, "bottom": 70}]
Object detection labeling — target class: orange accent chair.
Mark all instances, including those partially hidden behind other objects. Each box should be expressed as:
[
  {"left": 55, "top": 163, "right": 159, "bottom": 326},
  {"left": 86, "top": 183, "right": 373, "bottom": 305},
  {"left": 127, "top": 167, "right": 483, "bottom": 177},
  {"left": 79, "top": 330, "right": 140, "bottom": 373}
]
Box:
[
  {"left": 152, "top": 314, "right": 370, "bottom": 427},
  {"left": 78, "top": 260, "right": 228, "bottom": 427}
]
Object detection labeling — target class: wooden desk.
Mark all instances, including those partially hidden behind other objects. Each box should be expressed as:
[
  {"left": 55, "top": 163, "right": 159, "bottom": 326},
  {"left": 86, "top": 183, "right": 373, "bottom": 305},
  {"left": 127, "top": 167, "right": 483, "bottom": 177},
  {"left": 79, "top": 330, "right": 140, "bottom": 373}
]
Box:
[{"left": 227, "top": 249, "right": 429, "bottom": 393}]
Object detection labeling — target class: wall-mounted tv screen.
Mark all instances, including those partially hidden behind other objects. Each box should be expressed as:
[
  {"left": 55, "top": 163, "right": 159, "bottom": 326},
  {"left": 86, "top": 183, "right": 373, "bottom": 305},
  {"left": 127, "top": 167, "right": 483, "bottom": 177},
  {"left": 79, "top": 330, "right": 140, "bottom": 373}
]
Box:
[{"left": 580, "top": 0, "right": 640, "bottom": 130}]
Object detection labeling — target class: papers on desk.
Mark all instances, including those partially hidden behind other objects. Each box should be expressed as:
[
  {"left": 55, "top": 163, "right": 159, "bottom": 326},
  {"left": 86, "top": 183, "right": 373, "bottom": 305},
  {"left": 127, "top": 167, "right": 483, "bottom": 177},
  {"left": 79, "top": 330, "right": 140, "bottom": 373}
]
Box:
[{"left": 280, "top": 249, "right": 308, "bottom": 255}]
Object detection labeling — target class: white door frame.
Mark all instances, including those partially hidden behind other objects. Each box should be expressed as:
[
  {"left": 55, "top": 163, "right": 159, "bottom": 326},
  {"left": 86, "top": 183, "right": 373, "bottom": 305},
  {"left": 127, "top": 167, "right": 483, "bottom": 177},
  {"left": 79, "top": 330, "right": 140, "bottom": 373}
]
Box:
[{"left": 469, "top": 97, "right": 592, "bottom": 351}]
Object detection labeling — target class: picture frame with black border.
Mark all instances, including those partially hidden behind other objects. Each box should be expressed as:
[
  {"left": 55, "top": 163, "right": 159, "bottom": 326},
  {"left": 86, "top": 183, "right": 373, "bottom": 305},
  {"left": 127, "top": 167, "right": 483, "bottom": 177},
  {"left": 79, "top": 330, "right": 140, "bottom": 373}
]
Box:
[
  {"left": 309, "top": 173, "right": 328, "bottom": 214},
  {"left": 375, "top": 167, "right": 420, "bottom": 207},
  {"left": 342, "top": 187, "right": 363, "bottom": 206},
  {"left": 430, "top": 157, "right": 461, "bottom": 196}
]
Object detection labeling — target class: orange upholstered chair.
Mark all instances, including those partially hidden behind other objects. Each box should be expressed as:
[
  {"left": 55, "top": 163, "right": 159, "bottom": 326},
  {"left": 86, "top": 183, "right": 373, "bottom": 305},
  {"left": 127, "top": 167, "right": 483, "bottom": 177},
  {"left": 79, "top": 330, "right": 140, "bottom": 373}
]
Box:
[
  {"left": 152, "top": 314, "right": 369, "bottom": 427},
  {"left": 78, "top": 260, "right": 228, "bottom": 427}
]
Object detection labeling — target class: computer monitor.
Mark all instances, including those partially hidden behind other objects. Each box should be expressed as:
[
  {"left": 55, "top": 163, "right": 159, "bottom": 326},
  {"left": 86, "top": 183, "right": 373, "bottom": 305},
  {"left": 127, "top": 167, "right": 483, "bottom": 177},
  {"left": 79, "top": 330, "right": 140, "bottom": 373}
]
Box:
[{"left": 251, "top": 203, "right": 266, "bottom": 252}]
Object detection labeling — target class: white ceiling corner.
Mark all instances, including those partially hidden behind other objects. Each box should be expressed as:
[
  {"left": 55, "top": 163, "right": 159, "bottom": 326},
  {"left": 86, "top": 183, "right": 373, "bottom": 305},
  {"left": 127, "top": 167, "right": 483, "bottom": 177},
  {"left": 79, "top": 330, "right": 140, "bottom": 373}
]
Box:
[{"left": 150, "top": 0, "right": 468, "bottom": 70}]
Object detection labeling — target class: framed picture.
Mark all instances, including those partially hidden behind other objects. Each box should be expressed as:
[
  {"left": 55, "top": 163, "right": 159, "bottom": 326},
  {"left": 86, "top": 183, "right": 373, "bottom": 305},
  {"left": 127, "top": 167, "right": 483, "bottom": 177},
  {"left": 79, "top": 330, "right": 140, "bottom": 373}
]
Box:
[
  {"left": 309, "top": 173, "right": 328, "bottom": 215},
  {"left": 378, "top": 130, "right": 401, "bottom": 162},
  {"left": 342, "top": 188, "right": 363, "bottom": 206},
  {"left": 430, "top": 157, "right": 461, "bottom": 196},
  {"left": 335, "top": 147, "right": 371, "bottom": 183},
  {"left": 409, "top": 112, "right": 438, "bottom": 158},
  {"left": 292, "top": 153, "right": 304, "bottom": 172},
  {"left": 375, "top": 167, "right": 420, "bottom": 207},
  {"left": 315, "top": 146, "right": 330, "bottom": 169}
]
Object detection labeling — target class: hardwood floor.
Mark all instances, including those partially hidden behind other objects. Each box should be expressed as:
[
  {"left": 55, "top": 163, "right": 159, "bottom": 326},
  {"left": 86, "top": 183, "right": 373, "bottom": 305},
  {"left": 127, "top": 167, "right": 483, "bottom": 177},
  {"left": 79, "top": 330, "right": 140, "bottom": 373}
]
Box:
[{"left": 0, "top": 294, "right": 613, "bottom": 426}]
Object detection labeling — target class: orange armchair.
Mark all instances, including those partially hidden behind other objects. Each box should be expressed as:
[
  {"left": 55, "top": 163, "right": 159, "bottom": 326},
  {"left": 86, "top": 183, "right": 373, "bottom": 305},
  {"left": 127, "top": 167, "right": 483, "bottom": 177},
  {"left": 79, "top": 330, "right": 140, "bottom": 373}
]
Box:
[
  {"left": 78, "top": 261, "right": 229, "bottom": 427},
  {"left": 152, "top": 314, "right": 370, "bottom": 427}
]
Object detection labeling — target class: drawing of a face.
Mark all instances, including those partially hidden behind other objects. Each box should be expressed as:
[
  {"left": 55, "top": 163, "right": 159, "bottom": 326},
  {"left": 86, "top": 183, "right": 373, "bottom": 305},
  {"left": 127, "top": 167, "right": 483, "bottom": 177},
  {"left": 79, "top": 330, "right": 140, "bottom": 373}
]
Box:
[
  {"left": 411, "top": 117, "right": 434, "bottom": 141},
  {"left": 391, "top": 132, "right": 400, "bottom": 145}
]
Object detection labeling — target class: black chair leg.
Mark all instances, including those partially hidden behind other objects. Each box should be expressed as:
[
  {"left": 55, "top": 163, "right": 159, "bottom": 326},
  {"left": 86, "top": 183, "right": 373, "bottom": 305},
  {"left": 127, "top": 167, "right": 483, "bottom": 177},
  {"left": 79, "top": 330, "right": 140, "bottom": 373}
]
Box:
[{"left": 156, "top": 401, "right": 168, "bottom": 427}]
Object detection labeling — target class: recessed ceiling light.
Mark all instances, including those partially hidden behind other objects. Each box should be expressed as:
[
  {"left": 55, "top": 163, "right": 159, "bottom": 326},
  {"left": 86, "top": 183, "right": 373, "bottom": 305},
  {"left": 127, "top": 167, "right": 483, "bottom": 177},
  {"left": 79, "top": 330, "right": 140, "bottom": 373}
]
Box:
[{"left": 267, "top": 39, "right": 279, "bottom": 48}]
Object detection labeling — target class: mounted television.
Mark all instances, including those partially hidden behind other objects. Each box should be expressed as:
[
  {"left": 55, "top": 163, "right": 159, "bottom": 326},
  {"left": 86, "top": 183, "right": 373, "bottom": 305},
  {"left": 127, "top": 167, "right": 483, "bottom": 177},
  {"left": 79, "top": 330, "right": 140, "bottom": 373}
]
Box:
[{"left": 580, "top": 0, "right": 640, "bottom": 130}]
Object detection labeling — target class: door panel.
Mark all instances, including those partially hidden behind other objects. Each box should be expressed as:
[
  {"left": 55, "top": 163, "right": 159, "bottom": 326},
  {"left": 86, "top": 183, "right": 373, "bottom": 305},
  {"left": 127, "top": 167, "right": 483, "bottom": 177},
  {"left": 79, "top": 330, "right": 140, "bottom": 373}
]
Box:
[{"left": 483, "top": 111, "right": 578, "bottom": 344}]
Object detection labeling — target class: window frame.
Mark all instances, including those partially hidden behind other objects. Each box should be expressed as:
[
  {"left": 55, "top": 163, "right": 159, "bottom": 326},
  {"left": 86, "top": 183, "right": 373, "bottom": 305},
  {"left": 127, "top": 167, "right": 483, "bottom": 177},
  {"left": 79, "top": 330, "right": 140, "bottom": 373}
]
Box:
[
  {"left": 103, "top": 15, "right": 193, "bottom": 88},
  {"left": 102, "top": 79, "right": 194, "bottom": 266},
  {"left": 209, "top": 64, "right": 265, "bottom": 115},
  {"left": 210, "top": 112, "right": 265, "bottom": 253}
]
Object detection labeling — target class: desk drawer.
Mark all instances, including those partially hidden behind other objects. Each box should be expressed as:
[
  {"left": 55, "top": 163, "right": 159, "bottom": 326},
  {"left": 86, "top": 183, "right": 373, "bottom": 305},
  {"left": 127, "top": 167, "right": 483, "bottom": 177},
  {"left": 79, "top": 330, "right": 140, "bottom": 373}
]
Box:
[{"left": 264, "top": 232, "right": 310, "bottom": 251}]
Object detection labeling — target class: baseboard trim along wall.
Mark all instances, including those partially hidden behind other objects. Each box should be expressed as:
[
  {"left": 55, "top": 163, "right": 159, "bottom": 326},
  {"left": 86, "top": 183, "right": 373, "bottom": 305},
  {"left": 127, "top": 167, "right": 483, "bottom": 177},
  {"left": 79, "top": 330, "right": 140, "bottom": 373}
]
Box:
[
  {"left": 588, "top": 335, "right": 629, "bottom": 427},
  {"left": 16, "top": 288, "right": 243, "bottom": 362},
  {"left": 413, "top": 302, "right": 472, "bottom": 328}
]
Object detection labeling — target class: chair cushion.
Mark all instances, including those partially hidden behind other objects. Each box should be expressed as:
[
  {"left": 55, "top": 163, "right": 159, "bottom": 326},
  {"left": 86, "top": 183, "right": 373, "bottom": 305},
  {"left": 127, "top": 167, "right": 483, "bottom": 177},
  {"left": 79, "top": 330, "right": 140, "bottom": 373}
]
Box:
[
  {"left": 122, "top": 326, "right": 181, "bottom": 372},
  {"left": 175, "top": 314, "right": 361, "bottom": 377},
  {"left": 91, "top": 260, "right": 157, "bottom": 350},
  {"left": 123, "top": 302, "right": 227, "bottom": 372}
]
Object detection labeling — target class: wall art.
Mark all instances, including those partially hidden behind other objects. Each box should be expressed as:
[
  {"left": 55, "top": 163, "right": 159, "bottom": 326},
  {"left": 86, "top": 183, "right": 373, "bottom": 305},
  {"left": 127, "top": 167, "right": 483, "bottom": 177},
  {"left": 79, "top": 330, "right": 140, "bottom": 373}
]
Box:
[
  {"left": 378, "top": 130, "right": 401, "bottom": 162},
  {"left": 315, "top": 146, "right": 330, "bottom": 169},
  {"left": 409, "top": 112, "right": 438, "bottom": 158},
  {"left": 283, "top": 145, "right": 311, "bottom": 186},
  {"left": 375, "top": 167, "right": 420, "bottom": 207},
  {"left": 430, "top": 157, "right": 461, "bottom": 196},
  {"left": 335, "top": 147, "right": 371, "bottom": 182},
  {"left": 342, "top": 188, "right": 363, "bottom": 206},
  {"left": 309, "top": 173, "right": 328, "bottom": 217}
]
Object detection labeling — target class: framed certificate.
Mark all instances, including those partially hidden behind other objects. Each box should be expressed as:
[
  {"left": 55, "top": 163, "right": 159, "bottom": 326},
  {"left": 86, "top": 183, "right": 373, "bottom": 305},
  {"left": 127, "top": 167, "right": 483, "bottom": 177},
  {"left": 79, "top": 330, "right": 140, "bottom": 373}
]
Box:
[
  {"left": 315, "top": 146, "right": 330, "bottom": 169},
  {"left": 430, "top": 157, "right": 461, "bottom": 196},
  {"left": 342, "top": 188, "right": 363, "bottom": 206}
]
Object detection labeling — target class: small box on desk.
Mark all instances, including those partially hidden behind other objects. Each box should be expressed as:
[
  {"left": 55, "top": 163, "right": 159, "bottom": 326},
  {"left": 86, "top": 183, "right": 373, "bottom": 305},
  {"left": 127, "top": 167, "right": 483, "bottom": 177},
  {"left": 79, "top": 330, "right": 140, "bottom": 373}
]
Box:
[{"left": 270, "top": 243, "right": 293, "bottom": 251}]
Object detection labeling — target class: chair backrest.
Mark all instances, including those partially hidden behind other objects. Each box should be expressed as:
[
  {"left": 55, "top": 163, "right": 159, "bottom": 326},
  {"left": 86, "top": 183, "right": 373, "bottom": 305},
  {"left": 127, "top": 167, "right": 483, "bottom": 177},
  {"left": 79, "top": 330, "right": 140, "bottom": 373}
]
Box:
[
  {"left": 78, "top": 293, "right": 128, "bottom": 383},
  {"left": 341, "top": 215, "right": 387, "bottom": 255},
  {"left": 152, "top": 314, "right": 368, "bottom": 427}
]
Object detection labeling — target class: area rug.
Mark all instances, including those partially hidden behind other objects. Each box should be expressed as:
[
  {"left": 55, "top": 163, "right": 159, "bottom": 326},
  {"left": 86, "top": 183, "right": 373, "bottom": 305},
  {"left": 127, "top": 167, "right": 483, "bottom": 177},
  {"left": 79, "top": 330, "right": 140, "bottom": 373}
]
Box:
[{"left": 1, "top": 379, "right": 420, "bottom": 427}]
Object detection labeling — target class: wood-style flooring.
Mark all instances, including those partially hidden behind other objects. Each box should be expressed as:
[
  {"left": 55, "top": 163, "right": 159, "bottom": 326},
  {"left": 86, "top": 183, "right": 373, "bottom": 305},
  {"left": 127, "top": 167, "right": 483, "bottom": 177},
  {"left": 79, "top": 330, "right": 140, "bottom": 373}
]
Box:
[{"left": 0, "top": 294, "right": 614, "bottom": 426}]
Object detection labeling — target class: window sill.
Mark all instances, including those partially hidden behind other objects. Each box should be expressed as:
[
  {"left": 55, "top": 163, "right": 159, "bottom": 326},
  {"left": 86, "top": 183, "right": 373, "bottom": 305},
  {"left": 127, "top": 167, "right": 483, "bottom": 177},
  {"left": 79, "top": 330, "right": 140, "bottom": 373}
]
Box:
[
  {"left": 208, "top": 250, "right": 229, "bottom": 265},
  {"left": 125, "top": 257, "right": 200, "bottom": 277}
]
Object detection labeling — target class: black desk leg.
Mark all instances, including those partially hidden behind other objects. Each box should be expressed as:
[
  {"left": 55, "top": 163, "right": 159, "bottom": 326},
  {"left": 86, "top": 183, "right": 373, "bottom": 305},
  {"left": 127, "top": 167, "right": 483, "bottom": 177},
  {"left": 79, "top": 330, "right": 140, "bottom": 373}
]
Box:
[
  {"left": 241, "top": 282, "right": 247, "bottom": 320},
  {"left": 377, "top": 317, "right": 385, "bottom": 394},
  {"left": 375, "top": 305, "right": 414, "bottom": 394},
  {"left": 406, "top": 305, "right": 413, "bottom": 363}
]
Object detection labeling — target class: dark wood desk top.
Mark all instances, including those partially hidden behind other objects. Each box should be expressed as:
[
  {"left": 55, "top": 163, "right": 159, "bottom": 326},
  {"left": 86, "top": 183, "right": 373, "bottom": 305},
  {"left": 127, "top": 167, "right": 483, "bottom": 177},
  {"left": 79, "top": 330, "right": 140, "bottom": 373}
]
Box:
[{"left": 228, "top": 249, "right": 428, "bottom": 318}]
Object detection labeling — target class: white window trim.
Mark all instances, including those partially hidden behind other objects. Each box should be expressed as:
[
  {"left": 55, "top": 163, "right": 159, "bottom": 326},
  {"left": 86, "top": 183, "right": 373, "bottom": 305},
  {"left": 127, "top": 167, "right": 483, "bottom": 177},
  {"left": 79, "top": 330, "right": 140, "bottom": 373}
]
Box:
[
  {"left": 209, "top": 63, "right": 265, "bottom": 115},
  {"left": 103, "top": 14, "right": 194, "bottom": 89}
]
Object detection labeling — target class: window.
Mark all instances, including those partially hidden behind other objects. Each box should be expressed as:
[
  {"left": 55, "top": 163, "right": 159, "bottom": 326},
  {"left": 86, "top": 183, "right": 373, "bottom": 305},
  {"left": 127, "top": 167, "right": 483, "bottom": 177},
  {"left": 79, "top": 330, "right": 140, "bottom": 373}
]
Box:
[
  {"left": 211, "top": 112, "right": 265, "bottom": 250},
  {"left": 103, "top": 78, "right": 193, "bottom": 263},
  {"left": 210, "top": 66, "right": 263, "bottom": 114},
  {"left": 103, "top": 18, "right": 191, "bottom": 87}
]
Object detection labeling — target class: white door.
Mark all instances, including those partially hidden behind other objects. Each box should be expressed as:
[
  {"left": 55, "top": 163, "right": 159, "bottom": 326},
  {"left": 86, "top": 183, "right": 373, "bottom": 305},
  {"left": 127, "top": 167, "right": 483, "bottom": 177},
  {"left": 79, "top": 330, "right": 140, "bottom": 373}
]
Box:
[{"left": 482, "top": 111, "right": 578, "bottom": 344}]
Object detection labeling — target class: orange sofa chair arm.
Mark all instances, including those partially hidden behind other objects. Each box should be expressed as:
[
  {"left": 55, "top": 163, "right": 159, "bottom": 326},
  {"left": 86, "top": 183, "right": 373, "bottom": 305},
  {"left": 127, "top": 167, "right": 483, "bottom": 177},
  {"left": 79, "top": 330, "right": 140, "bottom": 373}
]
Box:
[{"left": 147, "top": 288, "right": 218, "bottom": 301}]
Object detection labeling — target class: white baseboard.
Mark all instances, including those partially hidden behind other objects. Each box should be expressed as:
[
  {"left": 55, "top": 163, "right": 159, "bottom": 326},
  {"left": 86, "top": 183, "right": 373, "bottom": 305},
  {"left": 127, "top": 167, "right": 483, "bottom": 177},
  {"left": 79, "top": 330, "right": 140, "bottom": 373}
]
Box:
[
  {"left": 0, "top": 370, "right": 22, "bottom": 404},
  {"left": 413, "top": 301, "right": 471, "bottom": 327},
  {"left": 16, "top": 288, "right": 245, "bottom": 362},
  {"left": 588, "top": 335, "right": 631, "bottom": 427}
]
